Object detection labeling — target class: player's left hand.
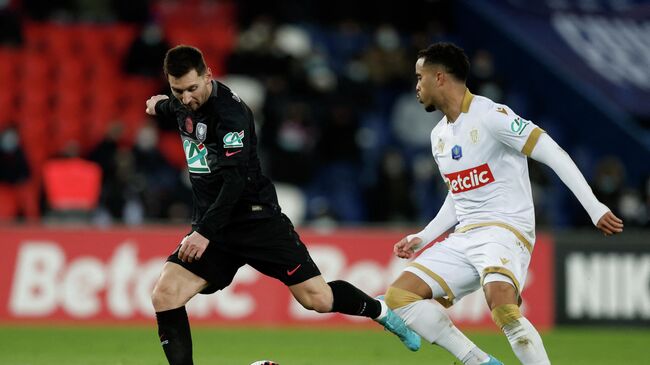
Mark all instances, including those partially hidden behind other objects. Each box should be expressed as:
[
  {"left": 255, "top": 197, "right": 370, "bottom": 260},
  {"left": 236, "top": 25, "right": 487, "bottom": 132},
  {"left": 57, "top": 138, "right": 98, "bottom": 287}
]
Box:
[
  {"left": 596, "top": 211, "right": 624, "bottom": 236},
  {"left": 178, "top": 231, "right": 210, "bottom": 263},
  {"left": 145, "top": 94, "right": 169, "bottom": 115},
  {"left": 394, "top": 236, "right": 422, "bottom": 259}
]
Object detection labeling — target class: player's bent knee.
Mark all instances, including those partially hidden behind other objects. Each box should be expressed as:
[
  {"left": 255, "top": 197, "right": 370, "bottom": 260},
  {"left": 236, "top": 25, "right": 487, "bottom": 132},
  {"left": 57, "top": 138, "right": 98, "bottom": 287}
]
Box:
[
  {"left": 385, "top": 286, "right": 423, "bottom": 310},
  {"left": 491, "top": 303, "right": 522, "bottom": 329},
  {"left": 483, "top": 275, "right": 519, "bottom": 309},
  {"left": 151, "top": 281, "right": 182, "bottom": 311}
]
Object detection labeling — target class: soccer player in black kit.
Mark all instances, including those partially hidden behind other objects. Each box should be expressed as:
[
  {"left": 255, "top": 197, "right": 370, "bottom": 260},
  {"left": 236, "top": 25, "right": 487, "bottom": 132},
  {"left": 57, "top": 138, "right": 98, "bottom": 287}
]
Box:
[{"left": 145, "top": 45, "right": 420, "bottom": 365}]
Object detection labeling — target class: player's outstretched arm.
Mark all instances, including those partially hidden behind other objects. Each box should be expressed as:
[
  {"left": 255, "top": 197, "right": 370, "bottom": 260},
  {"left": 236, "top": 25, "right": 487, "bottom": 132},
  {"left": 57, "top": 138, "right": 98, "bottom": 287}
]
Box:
[
  {"left": 395, "top": 192, "right": 457, "bottom": 259},
  {"left": 145, "top": 95, "right": 170, "bottom": 115},
  {"left": 596, "top": 211, "right": 624, "bottom": 236},
  {"left": 529, "top": 133, "right": 623, "bottom": 235}
]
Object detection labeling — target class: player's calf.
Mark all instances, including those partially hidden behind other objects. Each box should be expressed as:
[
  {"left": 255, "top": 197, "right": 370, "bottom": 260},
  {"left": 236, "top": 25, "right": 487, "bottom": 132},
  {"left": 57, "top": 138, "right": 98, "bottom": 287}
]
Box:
[
  {"left": 374, "top": 295, "right": 421, "bottom": 351},
  {"left": 492, "top": 304, "right": 550, "bottom": 365}
]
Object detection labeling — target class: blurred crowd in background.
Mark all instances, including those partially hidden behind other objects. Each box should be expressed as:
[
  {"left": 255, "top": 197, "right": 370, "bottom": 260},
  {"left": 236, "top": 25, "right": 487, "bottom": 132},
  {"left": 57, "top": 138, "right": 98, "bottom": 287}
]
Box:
[{"left": 0, "top": 0, "right": 648, "bottom": 228}]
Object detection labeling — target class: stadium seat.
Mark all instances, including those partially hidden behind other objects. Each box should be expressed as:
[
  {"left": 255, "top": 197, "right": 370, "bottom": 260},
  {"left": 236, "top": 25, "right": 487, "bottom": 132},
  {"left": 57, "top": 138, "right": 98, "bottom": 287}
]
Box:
[
  {"left": 22, "top": 51, "right": 51, "bottom": 83},
  {"left": 0, "top": 49, "right": 18, "bottom": 83},
  {"left": 18, "top": 87, "right": 50, "bottom": 118},
  {"left": 23, "top": 21, "right": 48, "bottom": 53},
  {"left": 106, "top": 25, "right": 137, "bottom": 59},
  {"left": 0, "top": 184, "right": 19, "bottom": 220},
  {"left": 76, "top": 25, "right": 110, "bottom": 61},
  {"left": 43, "top": 158, "right": 102, "bottom": 211},
  {"left": 16, "top": 180, "right": 41, "bottom": 220},
  {"left": 0, "top": 90, "right": 15, "bottom": 127},
  {"left": 41, "top": 23, "right": 77, "bottom": 59},
  {"left": 50, "top": 110, "right": 85, "bottom": 154}
]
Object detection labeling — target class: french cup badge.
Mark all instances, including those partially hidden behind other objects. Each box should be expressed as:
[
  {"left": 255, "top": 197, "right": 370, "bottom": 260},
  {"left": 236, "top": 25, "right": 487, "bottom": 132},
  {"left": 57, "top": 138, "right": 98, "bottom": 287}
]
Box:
[
  {"left": 452, "top": 145, "right": 462, "bottom": 160},
  {"left": 196, "top": 122, "right": 207, "bottom": 142},
  {"left": 185, "top": 116, "right": 193, "bottom": 134}
]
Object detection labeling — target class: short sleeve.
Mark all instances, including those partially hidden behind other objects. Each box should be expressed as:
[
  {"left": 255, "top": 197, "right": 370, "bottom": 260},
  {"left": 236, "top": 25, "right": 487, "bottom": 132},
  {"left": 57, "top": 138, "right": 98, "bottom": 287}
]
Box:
[
  {"left": 483, "top": 104, "right": 545, "bottom": 156},
  {"left": 214, "top": 96, "right": 251, "bottom": 167}
]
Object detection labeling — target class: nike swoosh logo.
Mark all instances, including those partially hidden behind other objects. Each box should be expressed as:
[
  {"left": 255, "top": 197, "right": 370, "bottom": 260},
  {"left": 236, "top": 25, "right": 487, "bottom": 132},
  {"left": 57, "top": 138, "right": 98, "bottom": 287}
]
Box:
[
  {"left": 225, "top": 150, "right": 242, "bottom": 157},
  {"left": 287, "top": 264, "right": 301, "bottom": 276}
]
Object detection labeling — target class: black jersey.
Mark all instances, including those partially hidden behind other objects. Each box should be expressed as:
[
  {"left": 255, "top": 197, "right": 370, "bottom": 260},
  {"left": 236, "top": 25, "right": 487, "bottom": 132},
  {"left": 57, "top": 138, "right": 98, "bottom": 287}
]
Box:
[{"left": 155, "top": 80, "right": 280, "bottom": 239}]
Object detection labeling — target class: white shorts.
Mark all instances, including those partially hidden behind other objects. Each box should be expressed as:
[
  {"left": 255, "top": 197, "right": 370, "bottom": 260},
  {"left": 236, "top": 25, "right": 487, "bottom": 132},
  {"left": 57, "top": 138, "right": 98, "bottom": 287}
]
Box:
[{"left": 405, "top": 225, "right": 532, "bottom": 307}]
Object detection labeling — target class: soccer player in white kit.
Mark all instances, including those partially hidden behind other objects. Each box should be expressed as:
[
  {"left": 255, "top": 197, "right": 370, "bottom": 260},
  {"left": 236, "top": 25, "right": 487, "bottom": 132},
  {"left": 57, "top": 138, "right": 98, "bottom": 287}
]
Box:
[{"left": 383, "top": 43, "right": 624, "bottom": 365}]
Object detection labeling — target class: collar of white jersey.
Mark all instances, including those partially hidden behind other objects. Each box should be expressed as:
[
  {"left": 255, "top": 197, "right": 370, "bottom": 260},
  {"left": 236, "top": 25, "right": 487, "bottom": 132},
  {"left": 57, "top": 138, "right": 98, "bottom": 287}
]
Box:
[{"left": 460, "top": 88, "right": 474, "bottom": 114}]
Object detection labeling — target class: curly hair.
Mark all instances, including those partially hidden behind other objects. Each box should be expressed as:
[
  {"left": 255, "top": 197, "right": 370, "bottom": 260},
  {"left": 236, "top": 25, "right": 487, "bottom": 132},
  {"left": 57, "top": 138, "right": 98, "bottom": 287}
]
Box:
[{"left": 417, "top": 42, "right": 470, "bottom": 82}]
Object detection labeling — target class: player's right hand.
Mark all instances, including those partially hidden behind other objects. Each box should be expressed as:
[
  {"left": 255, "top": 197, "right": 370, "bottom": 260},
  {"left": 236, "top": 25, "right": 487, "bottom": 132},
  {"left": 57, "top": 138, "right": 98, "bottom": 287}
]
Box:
[
  {"left": 596, "top": 210, "right": 624, "bottom": 236},
  {"left": 394, "top": 236, "right": 422, "bottom": 259},
  {"left": 145, "top": 95, "right": 169, "bottom": 115},
  {"left": 178, "top": 231, "right": 210, "bottom": 263}
]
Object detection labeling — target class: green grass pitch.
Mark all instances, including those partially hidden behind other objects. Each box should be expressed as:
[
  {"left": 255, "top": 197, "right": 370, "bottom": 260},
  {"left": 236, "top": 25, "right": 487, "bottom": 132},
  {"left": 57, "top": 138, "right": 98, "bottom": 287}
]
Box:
[{"left": 0, "top": 325, "right": 647, "bottom": 364}]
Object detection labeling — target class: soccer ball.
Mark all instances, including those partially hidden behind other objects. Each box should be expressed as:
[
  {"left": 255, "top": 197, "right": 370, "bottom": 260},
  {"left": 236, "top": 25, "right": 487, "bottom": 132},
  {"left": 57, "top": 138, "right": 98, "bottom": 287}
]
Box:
[{"left": 250, "top": 361, "right": 278, "bottom": 365}]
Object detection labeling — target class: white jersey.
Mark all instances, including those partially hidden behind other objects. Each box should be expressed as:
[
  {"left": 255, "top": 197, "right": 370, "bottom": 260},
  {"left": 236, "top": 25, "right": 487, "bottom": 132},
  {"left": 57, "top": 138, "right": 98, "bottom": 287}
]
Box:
[{"left": 431, "top": 90, "right": 544, "bottom": 252}]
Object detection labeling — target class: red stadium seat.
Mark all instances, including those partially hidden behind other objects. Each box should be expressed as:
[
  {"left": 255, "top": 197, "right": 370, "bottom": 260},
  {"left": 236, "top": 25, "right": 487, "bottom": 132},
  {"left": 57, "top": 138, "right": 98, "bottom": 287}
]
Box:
[
  {"left": 0, "top": 181, "right": 41, "bottom": 221},
  {"left": 50, "top": 111, "right": 84, "bottom": 154},
  {"left": 23, "top": 21, "right": 48, "bottom": 54},
  {"left": 17, "top": 114, "right": 49, "bottom": 179},
  {"left": 41, "top": 23, "right": 77, "bottom": 59},
  {"left": 17, "top": 180, "right": 42, "bottom": 220},
  {"left": 0, "top": 184, "right": 19, "bottom": 220},
  {"left": 106, "top": 25, "right": 137, "bottom": 59},
  {"left": 76, "top": 25, "right": 111, "bottom": 61},
  {"left": 18, "top": 87, "right": 51, "bottom": 118},
  {"left": 0, "top": 90, "right": 16, "bottom": 127},
  {"left": 0, "top": 48, "right": 19, "bottom": 83},
  {"left": 21, "top": 51, "right": 52, "bottom": 83},
  {"left": 43, "top": 158, "right": 102, "bottom": 211}
]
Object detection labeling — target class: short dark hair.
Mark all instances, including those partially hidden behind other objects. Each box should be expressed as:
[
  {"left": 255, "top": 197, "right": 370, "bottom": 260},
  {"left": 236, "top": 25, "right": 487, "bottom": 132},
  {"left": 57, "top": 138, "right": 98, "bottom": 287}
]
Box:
[
  {"left": 163, "top": 45, "right": 207, "bottom": 78},
  {"left": 417, "top": 42, "right": 470, "bottom": 82}
]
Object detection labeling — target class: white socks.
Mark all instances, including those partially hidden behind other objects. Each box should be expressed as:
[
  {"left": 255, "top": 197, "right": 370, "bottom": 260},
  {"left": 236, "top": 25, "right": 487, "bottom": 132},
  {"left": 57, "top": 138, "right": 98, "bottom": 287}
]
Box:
[
  {"left": 502, "top": 316, "right": 550, "bottom": 365},
  {"left": 394, "top": 300, "right": 489, "bottom": 365},
  {"left": 375, "top": 298, "right": 389, "bottom": 320}
]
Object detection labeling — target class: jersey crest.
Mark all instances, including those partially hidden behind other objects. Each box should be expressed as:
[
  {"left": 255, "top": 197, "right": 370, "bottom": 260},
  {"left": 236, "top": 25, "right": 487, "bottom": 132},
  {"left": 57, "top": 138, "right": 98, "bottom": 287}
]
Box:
[{"left": 196, "top": 122, "right": 207, "bottom": 142}]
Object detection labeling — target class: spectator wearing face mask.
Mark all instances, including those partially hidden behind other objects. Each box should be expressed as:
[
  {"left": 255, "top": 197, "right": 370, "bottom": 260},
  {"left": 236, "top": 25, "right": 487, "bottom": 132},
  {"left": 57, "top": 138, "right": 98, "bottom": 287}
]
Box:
[{"left": 0, "top": 126, "right": 30, "bottom": 184}]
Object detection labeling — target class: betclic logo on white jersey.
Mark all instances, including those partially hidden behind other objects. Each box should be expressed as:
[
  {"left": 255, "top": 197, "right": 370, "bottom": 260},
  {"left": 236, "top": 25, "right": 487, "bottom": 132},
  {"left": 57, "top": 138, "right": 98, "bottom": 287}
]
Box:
[{"left": 444, "top": 163, "right": 495, "bottom": 194}]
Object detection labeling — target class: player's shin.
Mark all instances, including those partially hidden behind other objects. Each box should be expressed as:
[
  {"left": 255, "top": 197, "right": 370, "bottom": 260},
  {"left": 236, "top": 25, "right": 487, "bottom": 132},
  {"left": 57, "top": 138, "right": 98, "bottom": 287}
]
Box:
[
  {"left": 156, "top": 306, "right": 194, "bottom": 365},
  {"left": 386, "top": 286, "right": 493, "bottom": 365},
  {"left": 492, "top": 304, "right": 550, "bottom": 365},
  {"left": 327, "top": 280, "right": 382, "bottom": 317}
]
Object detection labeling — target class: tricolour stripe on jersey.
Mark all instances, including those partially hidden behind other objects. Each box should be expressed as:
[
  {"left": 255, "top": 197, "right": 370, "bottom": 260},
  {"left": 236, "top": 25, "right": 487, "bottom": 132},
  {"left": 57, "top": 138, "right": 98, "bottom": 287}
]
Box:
[
  {"left": 521, "top": 127, "right": 545, "bottom": 156},
  {"left": 455, "top": 221, "right": 533, "bottom": 254}
]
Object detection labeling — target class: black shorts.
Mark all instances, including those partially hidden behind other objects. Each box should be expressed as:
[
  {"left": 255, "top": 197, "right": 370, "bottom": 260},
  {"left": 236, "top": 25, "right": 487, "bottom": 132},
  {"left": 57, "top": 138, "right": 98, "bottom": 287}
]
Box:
[{"left": 167, "top": 214, "right": 321, "bottom": 294}]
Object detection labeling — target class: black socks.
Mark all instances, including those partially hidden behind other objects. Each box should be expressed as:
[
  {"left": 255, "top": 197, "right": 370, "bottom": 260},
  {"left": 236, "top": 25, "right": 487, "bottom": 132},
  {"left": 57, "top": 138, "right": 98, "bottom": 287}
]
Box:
[
  {"left": 328, "top": 280, "right": 382, "bottom": 318},
  {"left": 156, "top": 306, "right": 193, "bottom": 365}
]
